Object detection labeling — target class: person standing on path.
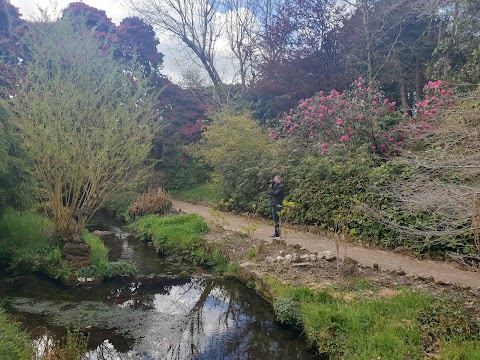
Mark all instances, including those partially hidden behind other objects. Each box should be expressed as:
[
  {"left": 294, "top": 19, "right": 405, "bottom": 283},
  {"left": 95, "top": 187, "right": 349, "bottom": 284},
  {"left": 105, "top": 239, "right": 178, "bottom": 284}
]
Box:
[{"left": 270, "top": 175, "right": 285, "bottom": 238}]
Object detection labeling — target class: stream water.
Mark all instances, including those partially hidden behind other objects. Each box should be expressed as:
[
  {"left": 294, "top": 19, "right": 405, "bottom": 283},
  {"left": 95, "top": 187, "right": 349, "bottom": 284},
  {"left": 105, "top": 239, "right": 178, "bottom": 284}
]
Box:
[{"left": 0, "top": 217, "right": 318, "bottom": 359}]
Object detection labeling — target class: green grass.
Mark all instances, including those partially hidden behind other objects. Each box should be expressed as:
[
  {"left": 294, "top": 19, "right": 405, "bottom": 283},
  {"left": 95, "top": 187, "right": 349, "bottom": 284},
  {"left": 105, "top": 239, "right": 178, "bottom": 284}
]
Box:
[
  {"left": 134, "top": 213, "right": 209, "bottom": 253},
  {"left": 170, "top": 182, "right": 221, "bottom": 204},
  {"left": 69, "top": 232, "right": 136, "bottom": 280},
  {"left": 266, "top": 278, "right": 480, "bottom": 359},
  {"left": 133, "top": 213, "right": 228, "bottom": 270},
  {"left": 0, "top": 212, "right": 135, "bottom": 281},
  {"left": 0, "top": 211, "right": 60, "bottom": 273},
  {"left": 83, "top": 231, "right": 109, "bottom": 270},
  {"left": 0, "top": 307, "right": 33, "bottom": 360}
]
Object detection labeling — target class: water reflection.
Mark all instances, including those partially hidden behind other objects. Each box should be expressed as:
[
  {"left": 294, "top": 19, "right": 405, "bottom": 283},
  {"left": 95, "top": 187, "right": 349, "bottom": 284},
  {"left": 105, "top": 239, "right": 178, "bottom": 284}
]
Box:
[
  {"left": 0, "top": 215, "right": 317, "bottom": 359},
  {"left": 3, "top": 276, "right": 316, "bottom": 359}
]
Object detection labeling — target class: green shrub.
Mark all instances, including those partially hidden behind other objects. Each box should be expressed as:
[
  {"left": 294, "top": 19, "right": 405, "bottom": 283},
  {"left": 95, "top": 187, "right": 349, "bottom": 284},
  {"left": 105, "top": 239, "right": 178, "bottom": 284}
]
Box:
[
  {"left": 0, "top": 106, "right": 34, "bottom": 220},
  {"left": 273, "top": 297, "right": 303, "bottom": 327}
]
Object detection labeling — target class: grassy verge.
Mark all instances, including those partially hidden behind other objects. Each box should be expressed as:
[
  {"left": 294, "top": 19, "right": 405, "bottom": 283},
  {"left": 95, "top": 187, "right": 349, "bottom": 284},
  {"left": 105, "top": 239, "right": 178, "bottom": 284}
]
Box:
[
  {"left": 0, "top": 306, "right": 89, "bottom": 360},
  {"left": 169, "top": 182, "right": 221, "bottom": 204},
  {"left": 0, "top": 211, "right": 136, "bottom": 283},
  {"left": 0, "top": 307, "right": 33, "bottom": 359},
  {"left": 133, "top": 213, "right": 228, "bottom": 271},
  {"left": 265, "top": 277, "right": 480, "bottom": 359},
  {"left": 0, "top": 211, "right": 59, "bottom": 274}
]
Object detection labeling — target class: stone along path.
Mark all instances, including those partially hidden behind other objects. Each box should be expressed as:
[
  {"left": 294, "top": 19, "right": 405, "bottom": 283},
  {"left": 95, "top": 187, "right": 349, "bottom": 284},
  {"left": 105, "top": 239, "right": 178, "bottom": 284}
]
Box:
[{"left": 172, "top": 199, "right": 480, "bottom": 290}]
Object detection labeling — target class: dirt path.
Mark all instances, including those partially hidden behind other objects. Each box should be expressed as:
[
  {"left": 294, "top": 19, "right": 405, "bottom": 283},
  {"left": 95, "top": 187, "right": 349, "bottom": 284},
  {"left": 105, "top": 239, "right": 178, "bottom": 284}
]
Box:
[{"left": 172, "top": 199, "right": 480, "bottom": 290}]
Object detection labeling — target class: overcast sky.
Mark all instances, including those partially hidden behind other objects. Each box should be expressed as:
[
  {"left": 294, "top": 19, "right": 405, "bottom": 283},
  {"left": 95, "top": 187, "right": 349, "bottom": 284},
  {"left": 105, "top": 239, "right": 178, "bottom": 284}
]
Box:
[{"left": 9, "top": 0, "right": 218, "bottom": 83}]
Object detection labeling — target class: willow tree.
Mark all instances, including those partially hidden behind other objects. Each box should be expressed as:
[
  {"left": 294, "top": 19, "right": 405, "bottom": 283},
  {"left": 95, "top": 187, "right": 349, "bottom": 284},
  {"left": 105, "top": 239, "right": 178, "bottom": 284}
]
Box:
[{"left": 4, "top": 19, "right": 159, "bottom": 242}]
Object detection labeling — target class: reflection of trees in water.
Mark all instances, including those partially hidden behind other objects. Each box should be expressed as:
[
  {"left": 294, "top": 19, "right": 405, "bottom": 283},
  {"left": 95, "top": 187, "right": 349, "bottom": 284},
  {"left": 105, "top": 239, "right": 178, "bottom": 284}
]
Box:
[{"left": 7, "top": 276, "right": 311, "bottom": 359}]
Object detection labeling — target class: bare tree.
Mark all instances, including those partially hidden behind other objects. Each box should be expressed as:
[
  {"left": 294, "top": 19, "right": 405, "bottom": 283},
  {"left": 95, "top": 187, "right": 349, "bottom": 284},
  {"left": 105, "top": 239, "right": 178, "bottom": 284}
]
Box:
[
  {"left": 367, "top": 87, "right": 480, "bottom": 263},
  {"left": 339, "top": 0, "right": 440, "bottom": 86},
  {"left": 222, "top": 0, "right": 260, "bottom": 88},
  {"left": 127, "top": 0, "right": 226, "bottom": 101}
]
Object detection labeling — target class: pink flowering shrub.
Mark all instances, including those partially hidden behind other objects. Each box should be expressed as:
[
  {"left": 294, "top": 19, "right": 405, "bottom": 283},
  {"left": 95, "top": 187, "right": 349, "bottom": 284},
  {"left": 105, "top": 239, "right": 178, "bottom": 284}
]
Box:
[
  {"left": 400, "top": 80, "right": 456, "bottom": 137},
  {"left": 275, "top": 78, "right": 405, "bottom": 153},
  {"left": 275, "top": 78, "right": 457, "bottom": 154}
]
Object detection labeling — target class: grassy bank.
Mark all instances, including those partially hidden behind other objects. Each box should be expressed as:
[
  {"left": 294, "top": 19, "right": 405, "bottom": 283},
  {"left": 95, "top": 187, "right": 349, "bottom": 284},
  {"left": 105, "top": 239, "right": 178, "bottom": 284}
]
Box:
[
  {"left": 0, "top": 211, "right": 136, "bottom": 283},
  {"left": 0, "top": 307, "right": 33, "bottom": 359},
  {"left": 132, "top": 213, "right": 229, "bottom": 272},
  {"left": 0, "top": 306, "right": 89, "bottom": 360},
  {"left": 267, "top": 278, "right": 480, "bottom": 359}
]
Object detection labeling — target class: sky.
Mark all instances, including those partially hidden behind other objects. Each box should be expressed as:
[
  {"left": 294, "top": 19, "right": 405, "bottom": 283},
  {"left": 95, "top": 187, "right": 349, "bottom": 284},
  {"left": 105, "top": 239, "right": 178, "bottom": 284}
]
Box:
[{"left": 10, "top": 0, "right": 239, "bottom": 84}]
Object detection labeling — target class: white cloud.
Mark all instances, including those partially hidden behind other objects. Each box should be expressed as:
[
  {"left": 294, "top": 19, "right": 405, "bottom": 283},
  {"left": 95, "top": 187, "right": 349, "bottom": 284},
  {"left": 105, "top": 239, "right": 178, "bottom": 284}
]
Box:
[{"left": 10, "top": 0, "right": 247, "bottom": 85}]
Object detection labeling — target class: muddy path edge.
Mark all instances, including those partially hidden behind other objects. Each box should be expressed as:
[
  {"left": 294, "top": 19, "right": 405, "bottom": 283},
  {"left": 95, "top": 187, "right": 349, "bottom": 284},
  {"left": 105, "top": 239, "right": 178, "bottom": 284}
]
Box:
[{"left": 171, "top": 199, "right": 480, "bottom": 290}]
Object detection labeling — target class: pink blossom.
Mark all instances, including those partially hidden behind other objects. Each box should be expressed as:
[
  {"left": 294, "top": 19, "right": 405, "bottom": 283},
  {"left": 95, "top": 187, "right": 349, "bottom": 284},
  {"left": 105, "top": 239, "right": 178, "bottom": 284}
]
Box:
[
  {"left": 357, "top": 83, "right": 362, "bottom": 87},
  {"left": 309, "top": 131, "right": 314, "bottom": 137},
  {"left": 397, "top": 141, "right": 403, "bottom": 146},
  {"left": 321, "top": 147, "right": 327, "bottom": 153},
  {"left": 404, "top": 112, "right": 409, "bottom": 117},
  {"left": 358, "top": 76, "right": 363, "bottom": 81},
  {"left": 384, "top": 98, "right": 389, "bottom": 104},
  {"left": 322, "top": 143, "right": 327, "bottom": 148},
  {"left": 391, "top": 101, "right": 396, "bottom": 106},
  {"left": 337, "top": 118, "right": 343, "bottom": 126},
  {"left": 370, "top": 145, "right": 377, "bottom": 150},
  {"left": 371, "top": 101, "right": 377, "bottom": 105},
  {"left": 388, "top": 137, "right": 394, "bottom": 142},
  {"left": 341, "top": 135, "right": 349, "bottom": 141}
]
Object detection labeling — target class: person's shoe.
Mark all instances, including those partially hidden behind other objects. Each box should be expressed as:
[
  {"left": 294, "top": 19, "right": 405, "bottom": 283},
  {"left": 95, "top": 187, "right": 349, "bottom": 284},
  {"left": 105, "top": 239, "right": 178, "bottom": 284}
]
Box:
[{"left": 270, "top": 233, "right": 280, "bottom": 238}]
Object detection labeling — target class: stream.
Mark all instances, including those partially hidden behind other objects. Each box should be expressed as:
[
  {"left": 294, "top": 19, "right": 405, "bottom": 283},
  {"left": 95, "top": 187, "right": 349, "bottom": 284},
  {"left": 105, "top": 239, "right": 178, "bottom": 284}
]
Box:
[{"left": 0, "top": 216, "right": 318, "bottom": 359}]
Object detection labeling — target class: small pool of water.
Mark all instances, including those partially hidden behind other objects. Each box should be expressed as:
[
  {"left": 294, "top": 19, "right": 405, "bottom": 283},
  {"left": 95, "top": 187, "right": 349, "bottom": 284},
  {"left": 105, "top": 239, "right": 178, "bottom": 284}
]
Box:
[{"left": 0, "top": 215, "right": 318, "bottom": 359}]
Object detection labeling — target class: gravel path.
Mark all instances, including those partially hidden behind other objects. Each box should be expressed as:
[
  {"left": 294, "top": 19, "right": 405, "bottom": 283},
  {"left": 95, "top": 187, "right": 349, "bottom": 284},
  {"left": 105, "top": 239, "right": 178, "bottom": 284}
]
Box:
[{"left": 172, "top": 199, "right": 480, "bottom": 290}]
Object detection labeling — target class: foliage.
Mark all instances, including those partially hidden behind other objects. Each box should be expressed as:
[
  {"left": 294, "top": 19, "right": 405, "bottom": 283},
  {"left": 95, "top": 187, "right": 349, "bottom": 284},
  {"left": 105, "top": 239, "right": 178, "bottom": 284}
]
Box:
[
  {"left": 128, "top": 187, "right": 172, "bottom": 218},
  {"left": 0, "top": 211, "right": 59, "bottom": 274},
  {"left": 0, "top": 0, "right": 26, "bottom": 95},
  {"left": 191, "top": 111, "right": 269, "bottom": 211},
  {"left": 3, "top": 18, "right": 159, "bottom": 241},
  {"left": 0, "top": 105, "right": 34, "bottom": 219},
  {"left": 276, "top": 79, "right": 404, "bottom": 153},
  {"left": 378, "top": 84, "right": 480, "bottom": 258},
  {"left": 0, "top": 306, "right": 33, "bottom": 360},
  {"left": 272, "top": 297, "right": 303, "bottom": 327},
  {"left": 418, "top": 296, "right": 480, "bottom": 346}
]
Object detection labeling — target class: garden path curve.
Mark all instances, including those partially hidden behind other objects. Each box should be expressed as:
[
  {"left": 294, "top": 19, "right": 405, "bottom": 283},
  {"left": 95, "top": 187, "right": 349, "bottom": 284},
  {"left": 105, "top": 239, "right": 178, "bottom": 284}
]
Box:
[{"left": 172, "top": 199, "right": 480, "bottom": 290}]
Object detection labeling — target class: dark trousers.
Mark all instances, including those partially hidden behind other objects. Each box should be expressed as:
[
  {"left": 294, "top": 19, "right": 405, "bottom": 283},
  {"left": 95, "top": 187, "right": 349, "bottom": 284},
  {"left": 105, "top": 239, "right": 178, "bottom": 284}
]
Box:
[{"left": 272, "top": 204, "right": 282, "bottom": 236}]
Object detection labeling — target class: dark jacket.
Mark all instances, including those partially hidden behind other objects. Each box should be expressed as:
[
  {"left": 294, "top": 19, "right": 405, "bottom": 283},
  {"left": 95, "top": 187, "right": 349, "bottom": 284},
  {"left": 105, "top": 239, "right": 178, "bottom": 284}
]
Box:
[{"left": 271, "top": 182, "right": 285, "bottom": 206}]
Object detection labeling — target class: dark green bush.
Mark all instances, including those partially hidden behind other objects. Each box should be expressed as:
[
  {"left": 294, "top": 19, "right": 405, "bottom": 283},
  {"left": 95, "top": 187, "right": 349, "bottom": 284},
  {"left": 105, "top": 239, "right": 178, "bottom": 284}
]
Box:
[{"left": 273, "top": 297, "right": 303, "bottom": 327}]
